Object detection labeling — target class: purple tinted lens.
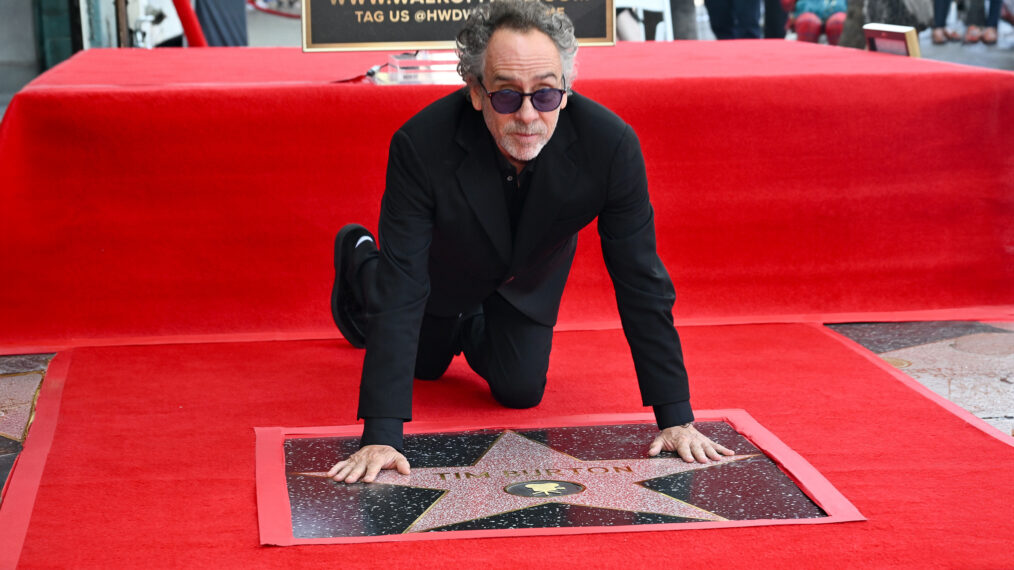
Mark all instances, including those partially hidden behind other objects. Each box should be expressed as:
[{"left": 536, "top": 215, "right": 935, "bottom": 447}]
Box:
[
  {"left": 530, "top": 89, "right": 563, "bottom": 111},
  {"left": 490, "top": 91, "right": 523, "bottom": 113}
]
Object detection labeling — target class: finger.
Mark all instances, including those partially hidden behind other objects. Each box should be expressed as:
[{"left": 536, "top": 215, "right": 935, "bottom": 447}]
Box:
[
  {"left": 647, "top": 439, "right": 663, "bottom": 457},
  {"left": 395, "top": 456, "right": 411, "bottom": 475},
  {"left": 326, "top": 460, "right": 348, "bottom": 478},
  {"left": 362, "top": 460, "right": 384, "bottom": 483},
  {"left": 691, "top": 442, "right": 709, "bottom": 463},
  {"left": 332, "top": 463, "right": 355, "bottom": 482},
  {"left": 706, "top": 440, "right": 735, "bottom": 459},
  {"left": 704, "top": 444, "right": 725, "bottom": 461},
  {"left": 717, "top": 442, "right": 735, "bottom": 456},
  {"left": 676, "top": 440, "right": 694, "bottom": 463},
  {"left": 334, "top": 464, "right": 354, "bottom": 480},
  {"left": 343, "top": 463, "right": 367, "bottom": 484},
  {"left": 335, "top": 459, "right": 364, "bottom": 483}
]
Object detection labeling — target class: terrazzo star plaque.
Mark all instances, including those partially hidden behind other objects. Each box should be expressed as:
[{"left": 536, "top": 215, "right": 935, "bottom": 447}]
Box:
[{"left": 255, "top": 411, "right": 864, "bottom": 545}]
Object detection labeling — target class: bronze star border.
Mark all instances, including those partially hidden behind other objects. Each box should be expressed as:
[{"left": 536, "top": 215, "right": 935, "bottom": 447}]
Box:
[{"left": 255, "top": 411, "right": 865, "bottom": 545}]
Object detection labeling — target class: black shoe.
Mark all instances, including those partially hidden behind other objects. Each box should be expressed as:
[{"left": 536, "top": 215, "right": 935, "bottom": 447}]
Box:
[{"left": 331, "top": 224, "right": 375, "bottom": 348}]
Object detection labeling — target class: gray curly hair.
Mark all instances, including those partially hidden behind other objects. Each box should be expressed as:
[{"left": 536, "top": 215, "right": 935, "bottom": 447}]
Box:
[{"left": 456, "top": 0, "right": 578, "bottom": 87}]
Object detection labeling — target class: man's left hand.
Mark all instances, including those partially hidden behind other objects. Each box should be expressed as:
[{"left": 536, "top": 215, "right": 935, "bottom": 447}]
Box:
[{"left": 648, "top": 423, "right": 735, "bottom": 463}]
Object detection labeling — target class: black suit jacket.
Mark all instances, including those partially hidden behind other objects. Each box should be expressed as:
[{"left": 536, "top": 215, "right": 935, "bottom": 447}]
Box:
[{"left": 357, "top": 90, "right": 690, "bottom": 422}]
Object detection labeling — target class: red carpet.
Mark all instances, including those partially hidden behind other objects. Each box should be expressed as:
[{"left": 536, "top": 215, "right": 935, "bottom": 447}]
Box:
[
  {"left": 4, "top": 324, "right": 1013, "bottom": 567},
  {"left": 1, "top": 43, "right": 1012, "bottom": 568}
]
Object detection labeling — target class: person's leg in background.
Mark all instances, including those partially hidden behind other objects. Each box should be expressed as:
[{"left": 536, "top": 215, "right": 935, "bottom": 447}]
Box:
[
  {"left": 705, "top": 0, "right": 736, "bottom": 38},
  {"left": 964, "top": 0, "right": 986, "bottom": 42},
  {"left": 981, "top": 0, "right": 1001, "bottom": 42},
  {"left": 673, "top": 0, "right": 700, "bottom": 38},
  {"left": 733, "top": 0, "right": 763, "bottom": 37},
  {"left": 793, "top": 11, "right": 822, "bottom": 41},
  {"left": 764, "top": 0, "right": 788, "bottom": 37},
  {"left": 825, "top": 11, "right": 846, "bottom": 43},
  {"left": 931, "top": 0, "right": 962, "bottom": 42}
]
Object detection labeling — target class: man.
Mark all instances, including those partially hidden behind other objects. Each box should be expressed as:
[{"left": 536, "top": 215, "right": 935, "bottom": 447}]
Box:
[{"left": 328, "top": 0, "right": 732, "bottom": 484}]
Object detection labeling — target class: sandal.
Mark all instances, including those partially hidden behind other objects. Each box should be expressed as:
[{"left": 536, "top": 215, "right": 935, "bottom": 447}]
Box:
[
  {"left": 932, "top": 27, "right": 962, "bottom": 43},
  {"left": 965, "top": 25, "right": 982, "bottom": 43},
  {"left": 981, "top": 26, "right": 997, "bottom": 44}
]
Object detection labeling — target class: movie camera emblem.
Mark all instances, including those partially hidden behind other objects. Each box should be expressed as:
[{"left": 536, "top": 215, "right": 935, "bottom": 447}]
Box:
[{"left": 504, "top": 479, "right": 585, "bottom": 498}]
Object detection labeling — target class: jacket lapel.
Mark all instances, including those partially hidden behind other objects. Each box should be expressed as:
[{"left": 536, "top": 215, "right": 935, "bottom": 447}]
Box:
[{"left": 455, "top": 110, "right": 513, "bottom": 266}]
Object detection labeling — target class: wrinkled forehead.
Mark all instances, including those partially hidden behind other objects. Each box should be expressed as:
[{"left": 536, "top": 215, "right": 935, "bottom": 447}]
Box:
[{"left": 483, "top": 28, "right": 564, "bottom": 82}]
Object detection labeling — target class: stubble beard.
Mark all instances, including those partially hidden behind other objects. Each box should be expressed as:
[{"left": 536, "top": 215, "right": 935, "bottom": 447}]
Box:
[{"left": 498, "top": 121, "right": 550, "bottom": 164}]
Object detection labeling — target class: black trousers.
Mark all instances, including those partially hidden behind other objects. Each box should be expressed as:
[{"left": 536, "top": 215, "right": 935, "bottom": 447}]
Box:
[
  {"left": 704, "top": 0, "right": 762, "bottom": 38},
  {"left": 764, "top": 0, "right": 788, "bottom": 38},
  {"left": 361, "top": 254, "right": 553, "bottom": 409}
]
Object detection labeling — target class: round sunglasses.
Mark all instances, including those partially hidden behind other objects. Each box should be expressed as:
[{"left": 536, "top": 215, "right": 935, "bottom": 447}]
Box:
[{"left": 480, "top": 79, "right": 568, "bottom": 114}]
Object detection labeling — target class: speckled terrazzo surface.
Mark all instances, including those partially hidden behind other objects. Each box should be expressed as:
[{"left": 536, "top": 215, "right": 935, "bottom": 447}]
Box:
[
  {"left": 828, "top": 322, "right": 1013, "bottom": 436},
  {"left": 0, "top": 353, "right": 52, "bottom": 499},
  {"left": 282, "top": 422, "right": 825, "bottom": 539}
]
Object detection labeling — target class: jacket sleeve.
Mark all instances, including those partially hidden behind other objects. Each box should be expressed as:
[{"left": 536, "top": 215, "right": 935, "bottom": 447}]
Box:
[
  {"left": 356, "top": 129, "right": 434, "bottom": 422},
  {"left": 597, "top": 125, "right": 692, "bottom": 412}
]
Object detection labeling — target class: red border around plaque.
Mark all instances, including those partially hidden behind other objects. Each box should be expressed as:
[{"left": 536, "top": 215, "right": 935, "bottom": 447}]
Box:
[{"left": 255, "top": 410, "right": 865, "bottom": 545}]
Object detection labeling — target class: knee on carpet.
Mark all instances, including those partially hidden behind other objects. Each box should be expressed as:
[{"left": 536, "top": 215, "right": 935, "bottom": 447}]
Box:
[
  {"left": 794, "top": 12, "right": 822, "bottom": 42},
  {"left": 489, "top": 378, "right": 546, "bottom": 409},
  {"left": 414, "top": 358, "right": 452, "bottom": 381},
  {"left": 825, "top": 12, "right": 845, "bottom": 44}
]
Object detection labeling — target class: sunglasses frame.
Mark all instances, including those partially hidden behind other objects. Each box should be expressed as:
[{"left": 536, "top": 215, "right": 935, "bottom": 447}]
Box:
[{"left": 478, "top": 77, "right": 569, "bottom": 114}]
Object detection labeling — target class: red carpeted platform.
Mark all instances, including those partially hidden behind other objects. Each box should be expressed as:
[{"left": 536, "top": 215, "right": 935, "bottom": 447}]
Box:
[
  {"left": 1, "top": 42, "right": 1012, "bottom": 352},
  {"left": 1, "top": 42, "right": 1013, "bottom": 568}
]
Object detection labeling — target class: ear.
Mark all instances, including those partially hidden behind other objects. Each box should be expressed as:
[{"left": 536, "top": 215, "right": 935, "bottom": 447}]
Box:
[
  {"left": 559, "top": 91, "right": 568, "bottom": 110},
  {"left": 468, "top": 81, "right": 484, "bottom": 111}
]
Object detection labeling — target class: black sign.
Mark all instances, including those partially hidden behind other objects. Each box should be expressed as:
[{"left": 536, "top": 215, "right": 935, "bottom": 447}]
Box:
[{"left": 302, "top": 0, "right": 614, "bottom": 51}]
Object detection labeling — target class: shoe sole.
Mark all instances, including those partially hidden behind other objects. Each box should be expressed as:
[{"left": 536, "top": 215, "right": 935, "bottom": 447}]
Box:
[{"left": 331, "top": 224, "right": 370, "bottom": 348}]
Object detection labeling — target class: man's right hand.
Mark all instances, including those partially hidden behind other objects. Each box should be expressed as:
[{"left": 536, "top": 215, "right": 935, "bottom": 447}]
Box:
[{"left": 326, "top": 444, "right": 411, "bottom": 483}]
